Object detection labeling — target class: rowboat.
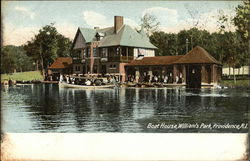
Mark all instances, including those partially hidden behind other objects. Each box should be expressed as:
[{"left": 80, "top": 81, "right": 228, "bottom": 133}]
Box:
[{"left": 58, "top": 82, "right": 115, "bottom": 89}]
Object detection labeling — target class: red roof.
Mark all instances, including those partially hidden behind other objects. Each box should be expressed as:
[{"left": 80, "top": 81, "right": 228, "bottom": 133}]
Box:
[
  {"left": 173, "top": 46, "right": 221, "bottom": 64},
  {"left": 49, "top": 57, "right": 72, "bottom": 69},
  {"left": 126, "top": 55, "right": 183, "bottom": 66},
  {"left": 126, "top": 46, "right": 221, "bottom": 66}
]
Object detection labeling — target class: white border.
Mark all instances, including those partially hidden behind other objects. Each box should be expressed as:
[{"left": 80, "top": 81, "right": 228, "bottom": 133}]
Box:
[{"left": 1, "top": 133, "right": 248, "bottom": 160}]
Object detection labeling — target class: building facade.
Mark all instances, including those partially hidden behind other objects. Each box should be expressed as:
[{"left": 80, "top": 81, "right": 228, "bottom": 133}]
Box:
[{"left": 72, "top": 16, "right": 157, "bottom": 81}]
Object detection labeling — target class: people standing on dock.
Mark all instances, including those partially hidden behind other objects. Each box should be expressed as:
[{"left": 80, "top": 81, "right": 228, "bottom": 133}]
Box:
[
  {"left": 85, "top": 79, "right": 91, "bottom": 86},
  {"left": 169, "top": 73, "right": 173, "bottom": 83},
  {"left": 175, "top": 75, "right": 179, "bottom": 84},
  {"left": 154, "top": 75, "right": 158, "bottom": 82},
  {"left": 164, "top": 75, "right": 168, "bottom": 83},
  {"left": 66, "top": 76, "right": 69, "bottom": 83},
  {"left": 179, "top": 73, "right": 183, "bottom": 84},
  {"left": 59, "top": 74, "right": 63, "bottom": 83}
]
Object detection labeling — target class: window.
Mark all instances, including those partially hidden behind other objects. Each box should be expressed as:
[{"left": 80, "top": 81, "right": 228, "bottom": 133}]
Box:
[
  {"left": 116, "top": 47, "right": 120, "bottom": 55},
  {"left": 75, "top": 65, "right": 81, "bottom": 71},
  {"left": 101, "top": 48, "right": 107, "bottom": 57},
  {"left": 93, "top": 47, "right": 97, "bottom": 57},
  {"left": 109, "top": 64, "right": 116, "bottom": 69},
  {"left": 93, "top": 65, "right": 98, "bottom": 73},
  {"left": 86, "top": 47, "right": 90, "bottom": 57},
  {"left": 83, "top": 48, "right": 86, "bottom": 57}
]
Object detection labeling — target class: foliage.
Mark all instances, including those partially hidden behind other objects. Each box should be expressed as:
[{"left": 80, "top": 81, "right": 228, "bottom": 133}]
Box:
[
  {"left": 233, "top": 1, "right": 250, "bottom": 41},
  {"left": 1, "top": 71, "right": 43, "bottom": 82},
  {"left": 150, "top": 32, "right": 177, "bottom": 56},
  {"left": 1, "top": 45, "right": 34, "bottom": 74},
  {"left": 23, "top": 24, "right": 72, "bottom": 76},
  {"left": 57, "top": 34, "right": 72, "bottom": 57},
  {"left": 140, "top": 13, "right": 160, "bottom": 36},
  {"left": 220, "top": 79, "right": 250, "bottom": 88}
]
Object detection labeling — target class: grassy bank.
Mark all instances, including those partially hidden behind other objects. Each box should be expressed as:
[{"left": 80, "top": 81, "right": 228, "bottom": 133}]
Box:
[
  {"left": 1, "top": 71, "right": 43, "bottom": 82},
  {"left": 219, "top": 79, "right": 250, "bottom": 88}
]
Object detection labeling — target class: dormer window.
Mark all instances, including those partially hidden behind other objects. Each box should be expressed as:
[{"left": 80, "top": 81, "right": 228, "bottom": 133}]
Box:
[{"left": 96, "top": 32, "right": 104, "bottom": 41}]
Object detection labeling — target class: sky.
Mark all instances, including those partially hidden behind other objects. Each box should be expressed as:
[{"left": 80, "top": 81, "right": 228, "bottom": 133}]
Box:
[{"left": 2, "top": 1, "right": 242, "bottom": 46}]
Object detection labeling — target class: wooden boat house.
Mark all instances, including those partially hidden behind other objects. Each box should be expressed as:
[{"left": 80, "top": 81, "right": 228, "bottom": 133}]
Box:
[
  {"left": 126, "top": 46, "right": 222, "bottom": 88},
  {"left": 48, "top": 57, "right": 72, "bottom": 80}
]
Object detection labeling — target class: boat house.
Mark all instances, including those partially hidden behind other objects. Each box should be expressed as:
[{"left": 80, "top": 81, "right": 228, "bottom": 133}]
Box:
[
  {"left": 71, "top": 16, "right": 157, "bottom": 82},
  {"left": 126, "top": 46, "right": 222, "bottom": 88},
  {"left": 48, "top": 57, "right": 72, "bottom": 80}
]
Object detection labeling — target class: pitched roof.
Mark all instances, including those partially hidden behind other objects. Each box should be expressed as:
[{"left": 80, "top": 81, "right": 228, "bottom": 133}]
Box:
[
  {"left": 126, "top": 55, "right": 183, "bottom": 66},
  {"left": 99, "top": 25, "right": 157, "bottom": 49},
  {"left": 49, "top": 57, "right": 72, "bottom": 69},
  {"left": 79, "top": 28, "right": 97, "bottom": 43},
  {"left": 174, "top": 46, "right": 221, "bottom": 64}
]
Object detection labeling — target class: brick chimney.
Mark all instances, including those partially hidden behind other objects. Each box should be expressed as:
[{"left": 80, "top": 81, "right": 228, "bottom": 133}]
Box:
[{"left": 114, "top": 16, "right": 123, "bottom": 33}]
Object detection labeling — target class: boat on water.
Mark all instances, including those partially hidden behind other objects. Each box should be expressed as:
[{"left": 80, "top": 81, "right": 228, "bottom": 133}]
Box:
[{"left": 58, "top": 82, "right": 115, "bottom": 89}]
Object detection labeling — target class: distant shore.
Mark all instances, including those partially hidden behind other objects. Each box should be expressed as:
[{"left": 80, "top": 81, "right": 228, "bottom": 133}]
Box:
[{"left": 219, "top": 79, "right": 250, "bottom": 89}]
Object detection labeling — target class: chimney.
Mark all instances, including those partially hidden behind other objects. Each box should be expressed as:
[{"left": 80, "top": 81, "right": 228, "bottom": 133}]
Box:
[{"left": 114, "top": 16, "right": 123, "bottom": 33}]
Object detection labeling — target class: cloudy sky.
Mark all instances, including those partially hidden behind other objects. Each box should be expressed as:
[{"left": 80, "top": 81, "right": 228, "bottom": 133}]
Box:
[{"left": 2, "top": 1, "right": 241, "bottom": 46}]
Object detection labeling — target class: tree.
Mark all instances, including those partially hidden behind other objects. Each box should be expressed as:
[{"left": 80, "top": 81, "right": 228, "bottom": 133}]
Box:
[
  {"left": 56, "top": 34, "right": 72, "bottom": 57},
  {"left": 233, "top": 1, "right": 250, "bottom": 69},
  {"left": 140, "top": 13, "right": 160, "bottom": 36},
  {"left": 23, "top": 24, "right": 73, "bottom": 77},
  {"left": 1, "top": 45, "right": 34, "bottom": 74},
  {"left": 233, "top": 1, "right": 250, "bottom": 41},
  {"left": 150, "top": 32, "right": 178, "bottom": 56}
]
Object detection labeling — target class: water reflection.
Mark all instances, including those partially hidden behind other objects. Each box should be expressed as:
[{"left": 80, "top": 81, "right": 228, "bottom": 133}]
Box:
[{"left": 1, "top": 84, "right": 249, "bottom": 133}]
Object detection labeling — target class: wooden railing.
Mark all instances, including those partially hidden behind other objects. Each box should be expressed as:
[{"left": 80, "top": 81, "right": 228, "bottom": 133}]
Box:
[{"left": 108, "top": 56, "right": 134, "bottom": 62}]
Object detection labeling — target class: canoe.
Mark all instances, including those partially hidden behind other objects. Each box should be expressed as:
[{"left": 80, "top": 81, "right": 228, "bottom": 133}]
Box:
[{"left": 58, "top": 82, "right": 115, "bottom": 89}]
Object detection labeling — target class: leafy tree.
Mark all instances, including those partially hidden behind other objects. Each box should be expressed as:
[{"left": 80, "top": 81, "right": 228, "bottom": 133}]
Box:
[
  {"left": 56, "top": 34, "right": 72, "bottom": 57},
  {"left": 23, "top": 24, "right": 72, "bottom": 77},
  {"left": 233, "top": 1, "right": 250, "bottom": 41},
  {"left": 140, "top": 13, "right": 160, "bottom": 36},
  {"left": 1, "top": 45, "right": 34, "bottom": 74},
  {"left": 233, "top": 1, "right": 250, "bottom": 70}
]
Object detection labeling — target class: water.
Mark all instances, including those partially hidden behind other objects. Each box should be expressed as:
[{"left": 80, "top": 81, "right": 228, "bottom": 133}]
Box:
[{"left": 1, "top": 84, "right": 249, "bottom": 133}]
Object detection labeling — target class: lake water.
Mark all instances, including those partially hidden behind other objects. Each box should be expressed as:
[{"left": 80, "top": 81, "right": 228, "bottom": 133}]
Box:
[{"left": 1, "top": 84, "right": 249, "bottom": 133}]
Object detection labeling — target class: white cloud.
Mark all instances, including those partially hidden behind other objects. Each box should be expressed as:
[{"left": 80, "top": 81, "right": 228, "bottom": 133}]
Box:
[
  {"left": 54, "top": 22, "right": 77, "bottom": 40},
  {"left": 2, "top": 22, "right": 77, "bottom": 46},
  {"left": 2, "top": 23, "right": 39, "bottom": 46},
  {"left": 160, "top": 9, "right": 236, "bottom": 33},
  {"left": 142, "top": 7, "right": 179, "bottom": 27},
  {"left": 124, "top": 18, "right": 140, "bottom": 29},
  {"left": 83, "top": 11, "right": 111, "bottom": 28},
  {"left": 14, "top": 6, "right": 35, "bottom": 19}
]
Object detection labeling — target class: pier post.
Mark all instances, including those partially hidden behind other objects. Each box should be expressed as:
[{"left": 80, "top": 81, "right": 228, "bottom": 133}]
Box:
[
  {"left": 201, "top": 65, "right": 206, "bottom": 84},
  {"left": 135, "top": 67, "right": 140, "bottom": 83},
  {"left": 211, "top": 64, "right": 214, "bottom": 84},
  {"left": 182, "top": 65, "right": 186, "bottom": 84},
  {"left": 148, "top": 67, "right": 153, "bottom": 83},
  {"left": 173, "top": 65, "right": 177, "bottom": 84}
]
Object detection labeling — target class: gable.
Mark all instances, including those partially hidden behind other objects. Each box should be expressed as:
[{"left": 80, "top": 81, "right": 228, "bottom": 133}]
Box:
[
  {"left": 73, "top": 29, "right": 87, "bottom": 49},
  {"left": 174, "top": 46, "right": 221, "bottom": 64}
]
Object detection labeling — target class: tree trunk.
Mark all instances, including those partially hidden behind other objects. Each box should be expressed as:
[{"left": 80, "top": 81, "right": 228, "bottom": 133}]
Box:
[
  {"left": 36, "top": 60, "right": 39, "bottom": 71},
  {"left": 228, "top": 65, "right": 231, "bottom": 78},
  {"left": 39, "top": 43, "right": 45, "bottom": 79},
  {"left": 233, "top": 66, "right": 236, "bottom": 84}
]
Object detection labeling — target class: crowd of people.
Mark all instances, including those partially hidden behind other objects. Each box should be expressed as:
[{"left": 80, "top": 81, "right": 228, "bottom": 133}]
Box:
[
  {"left": 59, "top": 74, "right": 119, "bottom": 86},
  {"left": 127, "top": 73, "right": 183, "bottom": 84}
]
